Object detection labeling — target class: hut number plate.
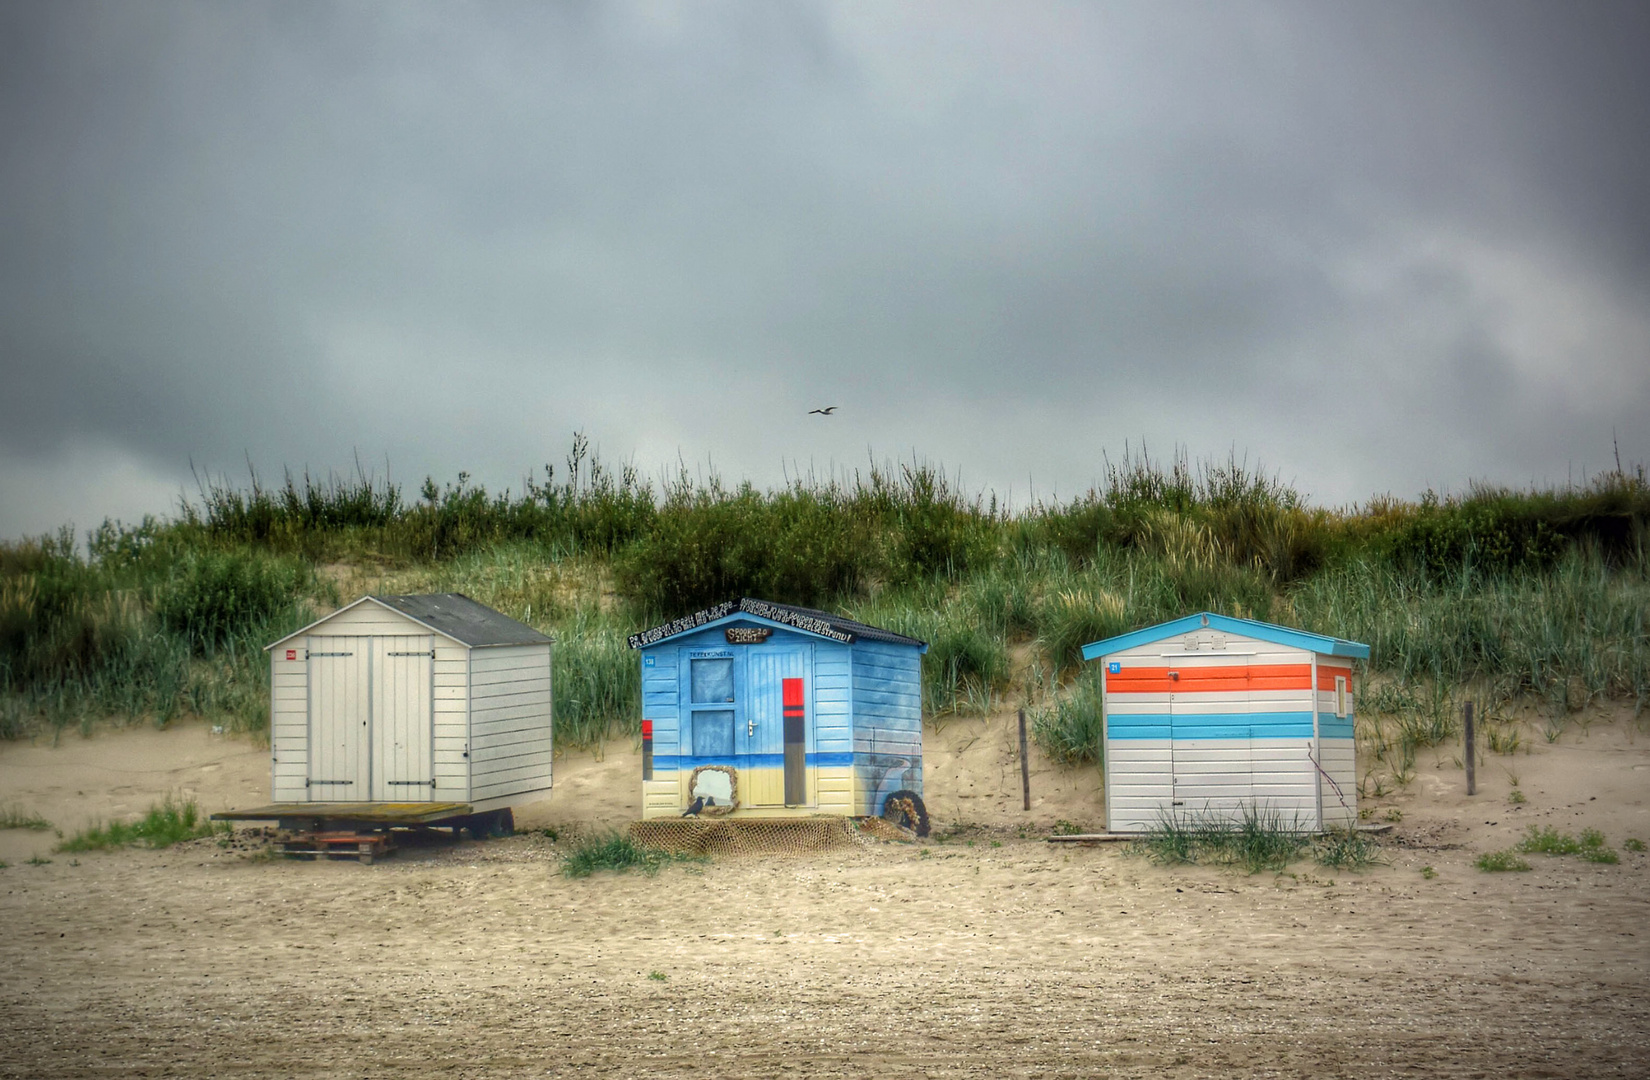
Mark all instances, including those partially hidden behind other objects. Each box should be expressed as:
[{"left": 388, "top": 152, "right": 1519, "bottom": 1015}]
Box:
[{"left": 725, "top": 627, "right": 772, "bottom": 645}]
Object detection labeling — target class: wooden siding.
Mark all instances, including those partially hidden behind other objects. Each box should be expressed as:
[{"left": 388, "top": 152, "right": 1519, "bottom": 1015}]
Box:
[
  {"left": 1102, "top": 629, "right": 1322, "bottom": 832},
  {"left": 270, "top": 648, "right": 310, "bottom": 801},
  {"left": 267, "top": 601, "right": 553, "bottom": 808},
  {"left": 468, "top": 643, "right": 552, "bottom": 802},
  {"left": 292, "top": 601, "right": 464, "bottom": 645},
  {"left": 851, "top": 640, "right": 924, "bottom": 817},
  {"left": 638, "top": 626, "right": 918, "bottom": 820}
]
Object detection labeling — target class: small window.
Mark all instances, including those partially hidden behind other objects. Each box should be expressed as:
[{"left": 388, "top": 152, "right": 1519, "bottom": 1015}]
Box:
[
  {"left": 692, "top": 710, "right": 735, "bottom": 756},
  {"left": 691, "top": 658, "right": 735, "bottom": 703},
  {"left": 1335, "top": 676, "right": 1348, "bottom": 718}
]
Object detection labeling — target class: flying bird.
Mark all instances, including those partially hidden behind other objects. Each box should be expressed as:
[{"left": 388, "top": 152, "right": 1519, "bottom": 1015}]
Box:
[{"left": 808, "top": 406, "right": 838, "bottom": 415}]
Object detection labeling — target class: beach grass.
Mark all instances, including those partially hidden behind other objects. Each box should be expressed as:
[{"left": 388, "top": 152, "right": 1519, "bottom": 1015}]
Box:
[
  {"left": 3, "top": 437, "right": 1646, "bottom": 744},
  {"left": 56, "top": 796, "right": 228, "bottom": 852}
]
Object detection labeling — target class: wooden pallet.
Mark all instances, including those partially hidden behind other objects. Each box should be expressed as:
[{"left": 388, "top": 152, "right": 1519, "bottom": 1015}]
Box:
[{"left": 280, "top": 830, "right": 394, "bottom": 864}]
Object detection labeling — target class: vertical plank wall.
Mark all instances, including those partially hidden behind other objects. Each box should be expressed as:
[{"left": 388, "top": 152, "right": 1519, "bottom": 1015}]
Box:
[
  {"left": 850, "top": 640, "right": 924, "bottom": 817},
  {"left": 467, "top": 643, "right": 553, "bottom": 803}
]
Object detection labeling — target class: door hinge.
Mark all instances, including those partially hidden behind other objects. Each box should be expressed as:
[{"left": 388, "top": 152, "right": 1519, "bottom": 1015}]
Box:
[
  {"left": 386, "top": 780, "right": 436, "bottom": 787},
  {"left": 306, "top": 779, "right": 354, "bottom": 787}
]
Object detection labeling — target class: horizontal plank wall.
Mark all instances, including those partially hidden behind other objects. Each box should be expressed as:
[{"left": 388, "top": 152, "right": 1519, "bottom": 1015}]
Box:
[
  {"left": 430, "top": 638, "right": 471, "bottom": 800},
  {"left": 641, "top": 645, "right": 682, "bottom": 818},
  {"left": 270, "top": 648, "right": 309, "bottom": 801},
  {"left": 1103, "top": 632, "right": 1319, "bottom": 832},
  {"left": 851, "top": 640, "right": 923, "bottom": 817},
  {"left": 302, "top": 602, "right": 435, "bottom": 639},
  {"left": 1316, "top": 659, "right": 1358, "bottom": 828},
  {"left": 468, "top": 643, "right": 553, "bottom": 802},
  {"left": 812, "top": 641, "right": 854, "bottom": 815}
]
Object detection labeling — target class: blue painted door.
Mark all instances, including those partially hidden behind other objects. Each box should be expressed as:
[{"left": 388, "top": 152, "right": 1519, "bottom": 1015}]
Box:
[{"left": 742, "top": 649, "right": 806, "bottom": 806}]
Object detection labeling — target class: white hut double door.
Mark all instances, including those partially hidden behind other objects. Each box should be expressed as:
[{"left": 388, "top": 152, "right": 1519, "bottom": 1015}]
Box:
[{"left": 306, "top": 635, "right": 436, "bottom": 801}]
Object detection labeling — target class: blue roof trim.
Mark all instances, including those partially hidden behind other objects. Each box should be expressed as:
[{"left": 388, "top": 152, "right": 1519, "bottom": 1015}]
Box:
[{"left": 1079, "top": 612, "right": 1370, "bottom": 661}]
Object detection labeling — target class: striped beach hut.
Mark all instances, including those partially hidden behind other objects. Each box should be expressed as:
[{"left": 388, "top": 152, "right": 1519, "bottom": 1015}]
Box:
[
  {"left": 628, "top": 599, "right": 928, "bottom": 825},
  {"left": 1080, "top": 612, "right": 1369, "bottom": 833}
]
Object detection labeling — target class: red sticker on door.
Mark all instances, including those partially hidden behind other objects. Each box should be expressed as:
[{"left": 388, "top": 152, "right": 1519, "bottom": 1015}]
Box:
[{"left": 286, "top": 649, "right": 297, "bottom": 661}]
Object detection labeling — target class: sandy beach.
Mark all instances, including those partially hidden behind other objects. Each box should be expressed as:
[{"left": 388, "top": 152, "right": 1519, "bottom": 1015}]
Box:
[{"left": 2, "top": 709, "right": 1647, "bottom": 1078}]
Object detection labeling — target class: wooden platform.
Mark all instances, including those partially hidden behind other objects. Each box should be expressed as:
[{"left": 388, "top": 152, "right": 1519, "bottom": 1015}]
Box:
[
  {"left": 280, "top": 830, "right": 395, "bottom": 864},
  {"left": 212, "top": 802, "right": 472, "bottom": 825}
]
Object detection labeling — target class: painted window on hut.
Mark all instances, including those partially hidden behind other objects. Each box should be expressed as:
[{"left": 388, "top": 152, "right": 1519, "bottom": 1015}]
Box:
[
  {"left": 689, "top": 656, "right": 737, "bottom": 757},
  {"left": 691, "top": 658, "right": 735, "bottom": 703}
]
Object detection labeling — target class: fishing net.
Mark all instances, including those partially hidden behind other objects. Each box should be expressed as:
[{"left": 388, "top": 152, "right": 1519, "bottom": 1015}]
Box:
[{"left": 628, "top": 815, "right": 915, "bottom": 856}]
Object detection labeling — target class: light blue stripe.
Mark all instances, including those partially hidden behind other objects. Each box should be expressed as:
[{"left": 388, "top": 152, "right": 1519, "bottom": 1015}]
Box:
[
  {"left": 1108, "top": 711, "right": 1315, "bottom": 740},
  {"left": 1318, "top": 714, "right": 1354, "bottom": 739},
  {"left": 653, "top": 751, "right": 856, "bottom": 771}
]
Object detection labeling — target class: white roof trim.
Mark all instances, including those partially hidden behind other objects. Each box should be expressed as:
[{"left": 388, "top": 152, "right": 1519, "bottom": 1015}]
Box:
[{"left": 264, "top": 595, "right": 469, "bottom": 651}]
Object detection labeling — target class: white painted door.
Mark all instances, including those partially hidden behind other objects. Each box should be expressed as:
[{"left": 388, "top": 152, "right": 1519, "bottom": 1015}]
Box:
[
  {"left": 371, "top": 635, "right": 435, "bottom": 801},
  {"left": 1168, "top": 683, "right": 1253, "bottom": 825},
  {"left": 306, "top": 636, "right": 369, "bottom": 801}
]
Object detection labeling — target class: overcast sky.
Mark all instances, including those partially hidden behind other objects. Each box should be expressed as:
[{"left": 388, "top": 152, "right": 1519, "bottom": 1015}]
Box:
[{"left": 2, "top": 0, "right": 1647, "bottom": 539}]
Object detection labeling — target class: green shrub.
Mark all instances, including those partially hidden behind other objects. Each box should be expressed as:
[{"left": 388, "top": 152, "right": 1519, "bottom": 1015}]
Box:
[
  {"left": 1131, "top": 806, "right": 1311, "bottom": 873},
  {"left": 1476, "top": 849, "right": 1532, "bottom": 872},
  {"left": 1031, "top": 668, "right": 1105, "bottom": 765},
  {"left": 553, "top": 609, "right": 641, "bottom": 746},
  {"left": 1312, "top": 828, "right": 1383, "bottom": 870},
  {"left": 560, "top": 832, "right": 683, "bottom": 878},
  {"left": 153, "top": 549, "right": 308, "bottom": 653},
  {"left": 57, "top": 796, "right": 228, "bottom": 852},
  {"left": 0, "top": 805, "right": 51, "bottom": 830}
]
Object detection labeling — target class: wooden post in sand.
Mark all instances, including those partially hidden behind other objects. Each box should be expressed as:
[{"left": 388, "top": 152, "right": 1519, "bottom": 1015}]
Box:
[
  {"left": 1464, "top": 700, "right": 1476, "bottom": 796},
  {"left": 1018, "top": 708, "right": 1031, "bottom": 811}
]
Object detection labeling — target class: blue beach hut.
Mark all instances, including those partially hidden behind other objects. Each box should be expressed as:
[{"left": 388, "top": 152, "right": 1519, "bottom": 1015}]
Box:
[
  {"left": 1081, "top": 612, "right": 1369, "bottom": 833},
  {"left": 627, "top": 599, "right": 928, "bottom": 823}
]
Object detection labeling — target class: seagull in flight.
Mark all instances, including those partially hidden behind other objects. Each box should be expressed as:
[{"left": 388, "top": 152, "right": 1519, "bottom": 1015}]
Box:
[{"left": 808, "top": 406, "right": 838, "bottom": 415}]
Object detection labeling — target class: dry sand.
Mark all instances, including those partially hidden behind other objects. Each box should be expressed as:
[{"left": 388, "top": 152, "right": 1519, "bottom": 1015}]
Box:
[{"left": 2, "top": 707, "right": 1647, "bottom": 1078}]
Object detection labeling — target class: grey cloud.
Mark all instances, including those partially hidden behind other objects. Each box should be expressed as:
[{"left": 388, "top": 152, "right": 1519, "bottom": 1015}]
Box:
[{"left": 1, "top": 0, "right": 1647, "bottom": 538}]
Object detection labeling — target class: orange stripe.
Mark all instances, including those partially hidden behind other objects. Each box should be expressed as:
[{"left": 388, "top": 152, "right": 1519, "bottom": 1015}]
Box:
[
  {"left": 1106, "top": 664, "right": 1313, "bottom": 694},
  {"left": 1316, "top": 671, "right": 1352, "bottom": 690}
]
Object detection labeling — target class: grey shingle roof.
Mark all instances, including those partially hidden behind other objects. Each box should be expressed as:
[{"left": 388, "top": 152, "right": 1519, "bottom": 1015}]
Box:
[
  {"left": 627, "top": 598, "right": 926, "bottom": 650},
  {"left": 374, "top": 593, "right": 552, "bottom": 647}
]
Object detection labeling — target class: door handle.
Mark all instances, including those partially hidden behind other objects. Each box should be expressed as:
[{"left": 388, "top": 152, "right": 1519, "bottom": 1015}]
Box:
[{"left": 747, "top": 716, "right": 755, "bottom": 737}]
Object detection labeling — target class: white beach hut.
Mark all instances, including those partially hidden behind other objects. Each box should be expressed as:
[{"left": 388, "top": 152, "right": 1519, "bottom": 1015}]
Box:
[
  {"left": 264, "top": 594, "right": 553, "bottom": 816},
  {"left": 1081, "top": 612, "right": 1369, "bottom": 834}
]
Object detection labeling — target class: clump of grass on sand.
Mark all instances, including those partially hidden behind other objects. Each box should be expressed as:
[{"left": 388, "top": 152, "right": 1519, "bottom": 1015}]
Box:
[
  {"left": 1132, "top": 807, "right": 1377, "bottom": 874},
  {"left": 1514, "top": 825, "right": 1619, "bottom": 864},
  {"left": 0, "top": 805, "right": 51, "bottom": 830},
  {"left": 560, "top": 831, "right": 691, "bottom": 878},
  {"left": 1476, "top": 849, "right": 1532, "bottom": 872},
  {"left": 56, "top": 796, "right": 228, "bottom": 852}
]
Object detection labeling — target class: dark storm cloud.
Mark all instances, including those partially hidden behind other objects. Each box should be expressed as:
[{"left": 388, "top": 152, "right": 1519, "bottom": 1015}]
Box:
[{"left": 1, "top": 0, "right": 1646, "bottom": 535}]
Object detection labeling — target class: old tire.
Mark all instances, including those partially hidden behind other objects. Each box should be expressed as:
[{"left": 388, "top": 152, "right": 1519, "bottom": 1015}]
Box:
[{"left": 881, "top": 790, "right": 930, "bottom": 838}]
